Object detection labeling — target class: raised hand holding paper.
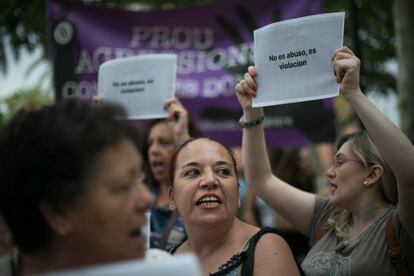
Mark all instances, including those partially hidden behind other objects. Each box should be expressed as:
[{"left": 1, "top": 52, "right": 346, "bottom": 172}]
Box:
[
  {"left": 98, "top": 54, "right": 177, "bottom": 119},
  {"left": 253, "top": 12, "right": 345, "bottom": 107}
]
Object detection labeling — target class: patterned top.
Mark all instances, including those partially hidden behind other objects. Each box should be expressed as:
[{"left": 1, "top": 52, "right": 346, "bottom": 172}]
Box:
[
  {"left": 301, "top": 197, "right": 414, "bottom": 276},
  {"left": 170, "top": 238, "right": 249, "bottom": 276},
  {"left": 170, "top": 227, "right": 293, "bottom": 276},
  {"left": 211, "top": 251, "right": 247, "bottom": 276}
]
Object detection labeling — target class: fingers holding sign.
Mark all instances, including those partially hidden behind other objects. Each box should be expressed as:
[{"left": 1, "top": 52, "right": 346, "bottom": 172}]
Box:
[
  {"left": 332, "top": 46, "right": 361, "bottom": 97},
  {"left": 235, "top": 66, "right": 258, "bottom": 111},
  {"left": 164, "top": 98, "right": 191, "bottom": 146},
  {"left": 91, "top": 96, "right": 102, "bottom": 106}
]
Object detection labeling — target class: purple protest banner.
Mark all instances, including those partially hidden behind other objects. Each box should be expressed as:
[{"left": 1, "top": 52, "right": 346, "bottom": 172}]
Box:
[{"left": 47, "top": 0, "right": 335, "bottom": 148}]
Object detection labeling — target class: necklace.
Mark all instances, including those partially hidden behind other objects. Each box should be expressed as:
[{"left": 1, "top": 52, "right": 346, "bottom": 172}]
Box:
[{"left": 335, "top": 206, "right": 390, "bottom": 256}]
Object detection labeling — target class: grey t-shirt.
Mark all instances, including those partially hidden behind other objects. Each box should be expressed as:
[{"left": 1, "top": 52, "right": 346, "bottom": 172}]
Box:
[{"left": 301, "top": 197, "right": 414, "bottom": 276}]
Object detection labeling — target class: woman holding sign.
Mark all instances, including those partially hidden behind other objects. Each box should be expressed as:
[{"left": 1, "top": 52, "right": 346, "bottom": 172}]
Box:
[
  {"left": 235, "top": 46, "right": 414, "bottom": 275},
  {"left": 144, "top": 98, "right": 201, "bottom": 251}
]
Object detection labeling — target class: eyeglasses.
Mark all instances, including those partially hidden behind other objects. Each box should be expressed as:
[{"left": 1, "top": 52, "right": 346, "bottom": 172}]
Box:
[{"left": 333, "top": 156, "right": 375, "bottom": 167}]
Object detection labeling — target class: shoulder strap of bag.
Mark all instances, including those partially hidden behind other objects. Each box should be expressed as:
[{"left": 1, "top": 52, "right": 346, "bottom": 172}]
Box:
[
  {"left": 386, "top": 214, "right": 410, "bottom": 276},
  {"left": 241, "top": 227, "right": 305, "bottom": 276},
  {"left": 313, "top": 223, "right": 331, "bottom": 245},
  {"left": 314, "top": 215, "right": 410, "bottom": 275}
]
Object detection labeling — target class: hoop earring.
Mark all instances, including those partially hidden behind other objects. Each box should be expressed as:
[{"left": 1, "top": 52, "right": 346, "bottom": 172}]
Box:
[{"left": 169, "top": 202, "right": 176, "bottom": 211}]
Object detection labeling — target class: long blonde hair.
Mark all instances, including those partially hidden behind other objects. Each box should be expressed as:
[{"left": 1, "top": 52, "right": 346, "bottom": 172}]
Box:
[{"left": 328, "top": 130, "right": 397, "bottom": 238}]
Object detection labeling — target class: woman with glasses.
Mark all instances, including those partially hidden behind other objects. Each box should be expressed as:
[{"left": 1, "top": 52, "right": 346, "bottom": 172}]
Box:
[{"left": 235, "top": 46, "right": 414, "bottom": 275}]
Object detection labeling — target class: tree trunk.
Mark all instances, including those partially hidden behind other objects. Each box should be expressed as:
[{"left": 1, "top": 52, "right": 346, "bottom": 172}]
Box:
[{"left": 394, "top": 0, "right": 414, "bottom": 140}]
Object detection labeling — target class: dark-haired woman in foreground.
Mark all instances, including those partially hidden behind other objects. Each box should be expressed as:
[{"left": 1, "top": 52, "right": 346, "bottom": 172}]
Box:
[{"left": 0, "top": 101, "right": 153, "bottom": 275}]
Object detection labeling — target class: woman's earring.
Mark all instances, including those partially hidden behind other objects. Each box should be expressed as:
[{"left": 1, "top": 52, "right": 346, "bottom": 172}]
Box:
[
  {"left": 169, "top": 202, "right": 176, "bottom": 211},
  {"left": 363, "top": 180, "right": 369, "bottom": 186}
]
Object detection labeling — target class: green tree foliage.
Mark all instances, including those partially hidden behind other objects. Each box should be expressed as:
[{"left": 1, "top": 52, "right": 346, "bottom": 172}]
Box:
[
  {"left": 0, "top": 0, "right": 212, "bottom": 74},
  {"left": 0, "top": 0, "right": 47, "bottom": 74},
  {"left": 393, "top": 0, "right": 414, "bottom": 138},
  {"left": 325, "top": 0, "right": 396, "bottom": 134},
  {"left": 326, "top": 0, "right": 395, "bottom": 95},
  {"left": 0, "top": 86, "right": 53, "bottom": 126}
]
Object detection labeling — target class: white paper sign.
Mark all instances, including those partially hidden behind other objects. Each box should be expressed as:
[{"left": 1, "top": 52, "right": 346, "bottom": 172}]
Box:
[
  {"left": 144, "top": 211, "right": 150, "bottom": 250},
  {"left": 98, "top": 54, "right": 177, "bottom": 119},
  {"left": 44, "top": 253, "right": 202, "bottom": 276},
  {"left": 253, "top": 12, "right": 345, "bottom": 107}
]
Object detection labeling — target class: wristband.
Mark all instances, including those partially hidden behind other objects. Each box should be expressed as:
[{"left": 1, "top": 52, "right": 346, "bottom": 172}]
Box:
[{"left": 239, "top": 115, "right": 264, "bottom": 128}]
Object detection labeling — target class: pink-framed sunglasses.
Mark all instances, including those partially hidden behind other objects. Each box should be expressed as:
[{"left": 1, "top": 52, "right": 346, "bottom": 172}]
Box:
[{"left": 333, "top": 155, "right": 376, "bottom": 167}]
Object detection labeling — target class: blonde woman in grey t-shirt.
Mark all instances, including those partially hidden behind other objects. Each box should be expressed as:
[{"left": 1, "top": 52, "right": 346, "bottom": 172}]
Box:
[{"left": 235, "top": 46, "right": 414, "bottom": 275}]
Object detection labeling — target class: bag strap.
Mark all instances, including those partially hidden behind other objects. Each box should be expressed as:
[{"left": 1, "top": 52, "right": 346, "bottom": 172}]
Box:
[
  {"left": 241, "top": 227, "right": 305, "bottom": 276},
  {"left": 386, "top": 214, "right": 410, "bottom": 276},
  {"left": 313, "top": 223, "right": 331, "bottom": 245},
  {"left": 314, "top": 215, "right": 410, "bottom": 276}
]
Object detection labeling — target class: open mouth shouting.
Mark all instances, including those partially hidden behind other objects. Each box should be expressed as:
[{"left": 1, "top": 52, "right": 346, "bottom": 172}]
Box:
[
  {"left": 196, "top": 194, "right": 222, "bottom": 209},
  {"left": 151, "top": 160, "right": 165, "bottom": 175},
  {"left": 330, "top": 183, "right": 337, "bottom": 195}
]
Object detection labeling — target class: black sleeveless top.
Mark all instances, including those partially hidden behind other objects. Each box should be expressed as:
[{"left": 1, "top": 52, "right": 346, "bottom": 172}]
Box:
[{"left": 170, "top": 227, "right": 304, "bottom": 276}]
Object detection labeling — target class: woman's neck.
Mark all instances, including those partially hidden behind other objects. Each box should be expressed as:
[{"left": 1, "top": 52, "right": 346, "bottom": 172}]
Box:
[
  {"left": 181, "top": 219, "right": 257, "bottom": 276},
  {"left": 155, "top": 181, "right": 170, "bottom": 207},
  {"left": 348, "top": 202, "right": 389, "bottom": 238},
  {"left": 184, "top": 218, "right": 240, "bottom": 257}
]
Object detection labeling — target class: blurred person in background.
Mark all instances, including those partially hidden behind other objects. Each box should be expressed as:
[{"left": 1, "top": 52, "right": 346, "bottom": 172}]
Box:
[
  {"left": 241, "top": 149, "right": 283, "bottom": 228},
  {"left": 273, "top": 146, "right": 316, "bottom": 262},
  {"left": 143, "top": 98, "right": 201, "bottom": 251},
  {"left": 0, "top": 216, "right": 13, "bottom": 257}
]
